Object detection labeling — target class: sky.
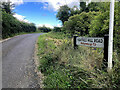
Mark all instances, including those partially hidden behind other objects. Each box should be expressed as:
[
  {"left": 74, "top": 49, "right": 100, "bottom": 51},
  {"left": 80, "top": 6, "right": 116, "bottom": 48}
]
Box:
[
  {"left": 4, "top": 0, "right": 81, "bottom": 28},
  {"left": 13, "top": 2, "right": 61, "bottom": 28}
]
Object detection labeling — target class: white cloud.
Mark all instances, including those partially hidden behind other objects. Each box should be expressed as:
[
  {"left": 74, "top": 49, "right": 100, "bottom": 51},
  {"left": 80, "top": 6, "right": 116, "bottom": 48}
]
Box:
[
  {"left": 12, "top": 0, "right": 23, "bottom": 5},
  {"left": 1, "top": 0, "right": 24, "bottom": 5},
  {"left": 36, "top": 24, "right": 54, "bottom": 29},
  {"left": 13, "top": 14, "right": 25, "bottom": 20},
  {"left": 26, "top": 0, "right": 80, "bottom": 11},
  {"left": 1, "top": 0, "right": 80, "bottom": 11},
  {"left": 43, "top": 6, "right": 47, "bottom": 9},
  {"left": 13, "top": 13, "right": 30, "bottom": 23},
  {"left": 36, "top": 23, "right": 62, "bottom": 29},
  {"left": 41, "top": 0, "right": 80, "bottom": 11}
]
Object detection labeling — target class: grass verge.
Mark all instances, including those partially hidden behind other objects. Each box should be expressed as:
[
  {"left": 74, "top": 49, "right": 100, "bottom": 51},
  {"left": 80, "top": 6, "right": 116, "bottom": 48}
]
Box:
[{"left": 37, "top": 32, "right": 120, "bottom": 88}]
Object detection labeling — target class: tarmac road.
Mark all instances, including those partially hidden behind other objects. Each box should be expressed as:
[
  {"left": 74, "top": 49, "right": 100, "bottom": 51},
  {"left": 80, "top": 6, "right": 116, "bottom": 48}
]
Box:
[{"left": 2, "top": 33, "right": 43, "bottom": 88}]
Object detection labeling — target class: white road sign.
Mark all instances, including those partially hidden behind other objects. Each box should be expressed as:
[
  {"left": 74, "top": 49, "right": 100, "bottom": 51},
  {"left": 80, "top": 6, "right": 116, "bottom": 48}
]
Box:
[{"left": 76, "top": 37, "right": 104, "bottom": 48}]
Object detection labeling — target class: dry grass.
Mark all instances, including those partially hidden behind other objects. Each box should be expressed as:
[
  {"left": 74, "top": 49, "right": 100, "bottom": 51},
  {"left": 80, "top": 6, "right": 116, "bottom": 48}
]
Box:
[{"left": 47, "top": 37, "right": 63, "bottom": 46}]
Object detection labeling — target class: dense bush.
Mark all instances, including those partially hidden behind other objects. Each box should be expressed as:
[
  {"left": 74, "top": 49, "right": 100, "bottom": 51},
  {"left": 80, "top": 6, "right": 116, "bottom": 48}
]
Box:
[
  {"left": 89, "top": 11, "right": 109, "bottom": 37},
  {"left": 114, "top": 2, "right": 120, "bottom": 53},
  {"left": 89, "top": 2, "right": 120, "bottom": 53},
  {"left": 2, "top": 11, "right": 36, "bottom": 39},
  {"left": 62, "top": 12, "right": 98, "bottom": 36}
]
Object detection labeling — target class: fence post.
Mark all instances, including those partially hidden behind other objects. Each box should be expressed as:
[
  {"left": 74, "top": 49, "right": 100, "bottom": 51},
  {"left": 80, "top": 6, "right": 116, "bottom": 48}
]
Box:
[
  {"left": 103, "top": 34, "right": 109, "bottom": 69},
  {"left": 73, "top": 35, "right": 78, "bottom": 49}
]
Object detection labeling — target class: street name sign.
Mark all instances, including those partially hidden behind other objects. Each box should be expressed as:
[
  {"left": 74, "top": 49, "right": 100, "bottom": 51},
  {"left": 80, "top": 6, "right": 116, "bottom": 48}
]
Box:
[{"left": 76, "top": 37, "right": 104, "bottom": 48}]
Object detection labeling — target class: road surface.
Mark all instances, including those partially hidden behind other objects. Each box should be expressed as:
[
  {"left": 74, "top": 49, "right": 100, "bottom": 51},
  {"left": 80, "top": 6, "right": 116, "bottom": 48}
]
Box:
[{"left": 2, "top": 33, "right": 43, "bottom": 88}]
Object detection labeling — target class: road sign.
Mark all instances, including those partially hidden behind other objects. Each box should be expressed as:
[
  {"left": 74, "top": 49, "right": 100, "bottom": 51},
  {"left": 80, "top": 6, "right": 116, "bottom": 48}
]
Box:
[{"left": 76, "top": 37, "right": 104, "bottom": 48}]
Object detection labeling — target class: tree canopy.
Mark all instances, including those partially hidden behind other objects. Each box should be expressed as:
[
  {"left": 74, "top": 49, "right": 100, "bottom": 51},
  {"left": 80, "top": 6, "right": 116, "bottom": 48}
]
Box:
[
  {"left": 56, "top": 5, "right": 71, "bottom": 25},
  {"left": 63, "top": 11, "right": 98, "bottom": 36},
  {"left": 1, "top": 1, "right": 15, "bottom": 14}
]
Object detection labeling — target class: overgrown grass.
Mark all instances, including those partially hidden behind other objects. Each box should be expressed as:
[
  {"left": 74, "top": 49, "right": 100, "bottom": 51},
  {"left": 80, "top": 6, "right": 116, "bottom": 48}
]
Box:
[{"left": 37, "top": 32, "right": 120, "bottom": 88}]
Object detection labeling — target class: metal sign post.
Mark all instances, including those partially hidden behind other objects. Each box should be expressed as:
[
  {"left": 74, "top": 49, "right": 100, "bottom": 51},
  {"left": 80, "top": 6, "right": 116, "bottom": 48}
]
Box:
[
  {"left": 73, "top": 35, "right": 78, "bottom": 49},
  {"left": 103, "top": 34, "right": 109, "bottom": 70},
  {"left": 108, "top": 0, "right": 115, "bottom": 72}
]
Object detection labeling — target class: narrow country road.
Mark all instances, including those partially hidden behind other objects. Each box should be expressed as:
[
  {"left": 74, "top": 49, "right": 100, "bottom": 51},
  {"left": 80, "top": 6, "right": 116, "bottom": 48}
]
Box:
[{"left": 2, "top": 33, "right": 43, "bottom": 88}]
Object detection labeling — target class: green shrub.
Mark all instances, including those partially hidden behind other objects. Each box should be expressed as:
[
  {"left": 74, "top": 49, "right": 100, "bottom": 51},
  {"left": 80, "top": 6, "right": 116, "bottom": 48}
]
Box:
[{"left": 62, "top": 12, "right": 98, "bottom": 36}]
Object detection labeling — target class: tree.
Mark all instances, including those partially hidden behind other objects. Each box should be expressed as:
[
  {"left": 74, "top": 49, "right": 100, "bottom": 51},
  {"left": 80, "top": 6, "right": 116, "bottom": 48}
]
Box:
[
  {"left": 80, "top": 2, "right": 86, "bottom": 12},
  {"left": 86, "top": 2, "right": 110, "bottom": 12},
  {"left": 89, "top": 11, "right": 109, "bottom": 37},
  {"left": 62, "top": 12, "right": 97, "bottom": 36},
  {"left": 70, "top": 6, "right": 80, "bottom": 16},
  {"left": 56, "top": 5, "right": 71, "bottom": 25},
  {"left": 1, "top": 1, "right": 15, "bottom": 14}
]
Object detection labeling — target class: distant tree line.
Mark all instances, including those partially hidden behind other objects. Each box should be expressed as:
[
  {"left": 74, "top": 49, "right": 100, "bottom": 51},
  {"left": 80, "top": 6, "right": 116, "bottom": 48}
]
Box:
[
  {"left": 1, "top": 2, "right": 36, "bottom": 39},
  {"left": 56, "top": 2, "right": 120, "bottom": 54},
  {"left": 37, "top": 25, "right": 61, "bottom": 33},
  {"left": 53, "top": 27, "right": 61, "bottom": 32},
  {"left": 38, "top": 25, "right": 52, "bottom": 33}
]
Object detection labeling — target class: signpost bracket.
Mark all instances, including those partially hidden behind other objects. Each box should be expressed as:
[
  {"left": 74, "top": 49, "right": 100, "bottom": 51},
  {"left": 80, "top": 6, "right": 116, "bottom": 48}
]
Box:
[{"left": 73, "top": 35, "right": 78, "bottom": 49}]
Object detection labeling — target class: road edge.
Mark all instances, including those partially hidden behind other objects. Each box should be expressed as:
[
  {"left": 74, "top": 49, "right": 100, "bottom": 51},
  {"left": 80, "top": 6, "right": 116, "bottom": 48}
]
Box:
[
  {"left": 0, "top": 34, "right": 31, "bottom": 43},
  {"left": 0, "top": 35, "right": 22, "bottom": 43},
  {"left": 34, "top": 38, "right": 44, "bottom": 88},
  {"left": 0, "top": 38, "right": 11, "bottom": 43}
]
